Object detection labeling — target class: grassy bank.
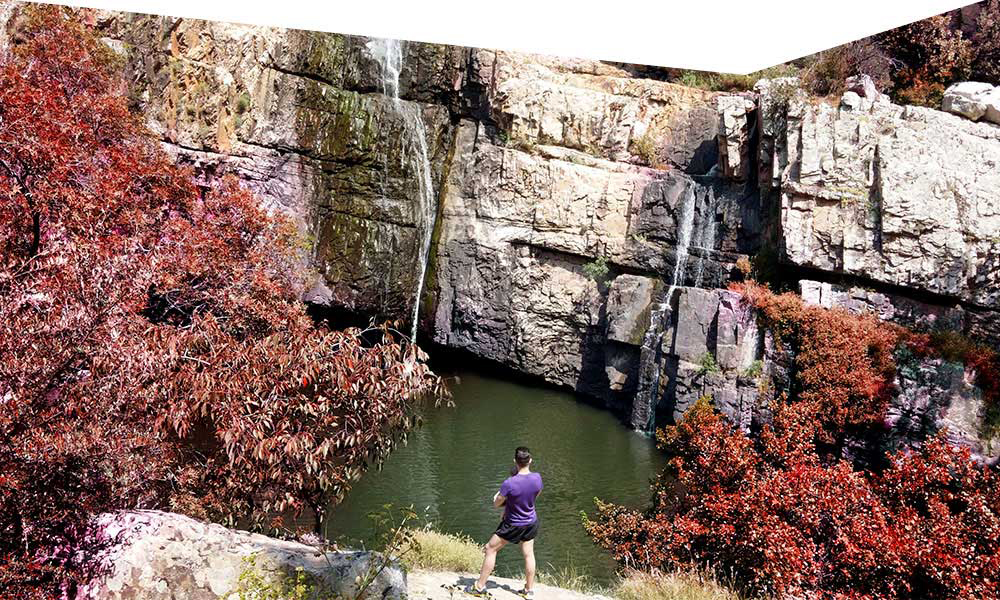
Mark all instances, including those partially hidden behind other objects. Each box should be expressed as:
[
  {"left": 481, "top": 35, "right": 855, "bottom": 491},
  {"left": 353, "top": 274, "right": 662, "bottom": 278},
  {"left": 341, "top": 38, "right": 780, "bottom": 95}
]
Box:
[{"left": 400, "top": 528, "right": 743, "bottom": 600}]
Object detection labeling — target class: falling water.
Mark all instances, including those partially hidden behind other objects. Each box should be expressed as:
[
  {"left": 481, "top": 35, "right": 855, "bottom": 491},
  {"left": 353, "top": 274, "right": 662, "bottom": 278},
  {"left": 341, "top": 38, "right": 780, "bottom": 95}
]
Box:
[
  {"left": 366, "top": 38, "right": 437, "bottom": 342},
  {"left": 632, "top": 183, "right": 711, "bottom": 433}
]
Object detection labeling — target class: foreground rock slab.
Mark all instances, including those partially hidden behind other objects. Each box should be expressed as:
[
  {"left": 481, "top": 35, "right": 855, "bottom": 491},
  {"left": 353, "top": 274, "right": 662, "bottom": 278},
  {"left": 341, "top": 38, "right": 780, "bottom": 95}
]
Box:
[
  {"left": 407, "top": 569, "right": 612, "bottom": 600},
  {"left": 77, "top": 511, "right": 406, "bottom": 600}
]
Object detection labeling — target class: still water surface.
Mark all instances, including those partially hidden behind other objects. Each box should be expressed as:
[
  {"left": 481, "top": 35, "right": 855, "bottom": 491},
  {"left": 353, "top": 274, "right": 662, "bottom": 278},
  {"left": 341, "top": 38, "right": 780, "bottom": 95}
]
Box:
[{"left": 325, "top": 369, "right": 666, "bottom": 583}]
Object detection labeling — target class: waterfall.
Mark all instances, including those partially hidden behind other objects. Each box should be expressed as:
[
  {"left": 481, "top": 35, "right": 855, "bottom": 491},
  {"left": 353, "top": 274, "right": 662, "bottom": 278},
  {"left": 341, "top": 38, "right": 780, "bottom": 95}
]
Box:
[
  {"left": 632, "top": 182, "right": 714, "bottom": 433},
  {"left": 366, "top": 38, "right": 437, "bottom": 342}
]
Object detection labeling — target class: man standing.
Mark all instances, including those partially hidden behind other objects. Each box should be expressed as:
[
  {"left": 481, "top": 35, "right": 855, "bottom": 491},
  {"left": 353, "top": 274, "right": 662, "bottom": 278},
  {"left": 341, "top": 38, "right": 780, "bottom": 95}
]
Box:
[{"left": 467, "top": 447, "right": 543, "bottom": 599}]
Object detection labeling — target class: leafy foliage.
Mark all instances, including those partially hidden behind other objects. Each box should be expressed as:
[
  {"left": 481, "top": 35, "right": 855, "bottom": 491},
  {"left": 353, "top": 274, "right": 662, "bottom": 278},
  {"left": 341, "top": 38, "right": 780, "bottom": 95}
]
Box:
[
  {"left": 695, "top": 353, "right": 720, "bottom": 376},
  {"left": 237, "top": 556, "right": 322, "bottom": 600},
  {"left": 589, "top": 280, "right": 1000, "bottom": 598},
  {"left": 582, "top": 256, "right": 610, "bottom": 283},
  {"left": 0, "top": 7, "right": 444, "bottom": 597},
  {"left": 877, "top": 11, "right": 973, "bottom": 107},
  {"left": 586, "top": 399, "right": 1000, "bottom": 599},
  {"left": 799, "top": 38, "right": 893, "bottom": 98},
  {"left": 971, "top": 0, "right": 1000, "bottom": 84},
  {"left": 734, "top": 282, "right": 899, "bottom": 446}
]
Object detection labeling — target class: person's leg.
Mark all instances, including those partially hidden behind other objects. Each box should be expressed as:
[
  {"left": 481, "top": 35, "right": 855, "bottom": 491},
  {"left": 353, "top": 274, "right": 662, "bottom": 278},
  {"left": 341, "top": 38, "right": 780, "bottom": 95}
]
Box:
[
  {"left": 520, "top": 539, "right": 536, "bottom": 591},
  {"left": 475, "top": 534, "right": 507, "bottom": 590}
]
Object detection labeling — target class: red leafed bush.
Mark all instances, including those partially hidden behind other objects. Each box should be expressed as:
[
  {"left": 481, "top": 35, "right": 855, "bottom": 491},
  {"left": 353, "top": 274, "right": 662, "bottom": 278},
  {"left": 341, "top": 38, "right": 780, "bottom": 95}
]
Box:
[
  {"left": 586, "top": 398, "right": 1000, "bottom": 599},
  {"left": 0, "top": 7, "right": 444, "bottom": 597},
  {"left": 733, "top": 282, "right": 900, "bottom": 446}
]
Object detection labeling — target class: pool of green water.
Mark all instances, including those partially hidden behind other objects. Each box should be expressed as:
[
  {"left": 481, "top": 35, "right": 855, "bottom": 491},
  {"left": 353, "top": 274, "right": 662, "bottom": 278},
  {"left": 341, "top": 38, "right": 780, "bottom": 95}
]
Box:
[{"left": 323, "top": 368, "right": 666, "bottom": 583}]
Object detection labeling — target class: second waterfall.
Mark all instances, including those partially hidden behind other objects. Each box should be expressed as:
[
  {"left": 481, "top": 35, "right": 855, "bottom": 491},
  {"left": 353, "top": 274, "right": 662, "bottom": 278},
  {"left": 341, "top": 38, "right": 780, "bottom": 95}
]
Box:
[{"left": 366, "top": 38, "right": 438, "bottom": 342}]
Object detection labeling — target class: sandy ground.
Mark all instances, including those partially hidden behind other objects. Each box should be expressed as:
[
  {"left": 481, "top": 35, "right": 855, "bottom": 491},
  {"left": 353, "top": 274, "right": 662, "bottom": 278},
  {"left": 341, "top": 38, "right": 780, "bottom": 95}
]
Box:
[{"left": 407, "top": 569, "right": 613, "bottom": 600}]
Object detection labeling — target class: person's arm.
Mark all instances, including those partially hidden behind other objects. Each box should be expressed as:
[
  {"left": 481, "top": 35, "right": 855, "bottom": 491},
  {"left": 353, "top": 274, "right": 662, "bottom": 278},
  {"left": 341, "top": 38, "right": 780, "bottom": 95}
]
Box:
[{"left": 494, "top": 479, "right": 510, "bottom": 508}]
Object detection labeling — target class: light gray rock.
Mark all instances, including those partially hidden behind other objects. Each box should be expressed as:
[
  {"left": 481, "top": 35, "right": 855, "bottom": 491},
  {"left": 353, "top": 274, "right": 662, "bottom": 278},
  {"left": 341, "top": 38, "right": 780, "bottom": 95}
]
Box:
[
  {"left": 715, "top": 289, "right": 759, "bottom": 371},
  {"left": 606, "top": 275, "right": 660, "bottom": 346},
  {"left": 717, "top": 95, "right": 756, "bottom": 182},
  {"left": 799, "top": 280, "right": 966, "bottom": 333},
  {"left": 942, "top": 81, "right": 996, "bottom": 120},
  {"left": 846, "top": 74, "right": 881, "bottom": 101},
  {"left": 77, "top": 511, "right": 406, "bottom": 600},
  {"left": 757, "top": 82, "right": 1000, "bottom": 318},
  {"left": 670, "top": 288, "right": 720, "bottom": 361},
  {"left": 631, "top": 287, "right": 764, "bottom": 429}
]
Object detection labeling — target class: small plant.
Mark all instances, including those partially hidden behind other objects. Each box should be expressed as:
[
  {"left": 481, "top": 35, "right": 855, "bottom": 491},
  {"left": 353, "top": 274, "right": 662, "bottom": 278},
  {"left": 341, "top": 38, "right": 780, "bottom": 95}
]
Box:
[
  {"left": 582, "top": 256, "right": 610, "bottom": 283},
  {"left": 614, "top": 569, "right": 744, "bottom": 600},
  {"left": 631, "top": 131, "right": 660, "bottom": 166},
  {"left": 739, "top": 359, "right": 763, "bottom": 379},
  {"left": 236, "top": 505, "right": 421, "bottom": 600},
  {"left": 697, "top": 352, "right": 721, "bottom": 376},
  {"left": 400, "top": 527, "right": 481, "bottom": 573},
  {"left": 734, "top": 256, "right": 752, "bottom": 279},
  {"left": 236, "top": 555, "right": 322, "bottom": 600},
  {"left": 362, "top": 504, "right": 420, "bottom": 593},
  {"left": 236, "top": 91, "right": 251, "bottom": 114},
  {"left": 537, "top": 562, "right": 603, "bottom": 595}
]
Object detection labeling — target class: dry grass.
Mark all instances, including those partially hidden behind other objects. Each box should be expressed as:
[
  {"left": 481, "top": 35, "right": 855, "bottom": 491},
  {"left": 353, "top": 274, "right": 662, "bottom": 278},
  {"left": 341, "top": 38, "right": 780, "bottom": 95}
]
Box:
[
  {"left": 400, "top": 529, "right": 746, "bottom": 599},
  {"left": 613, "top": 570, "right": 745, "bottom": 600},
  {"left": 401, "top": 527, "right": 484, "bottom": 573},
  {"left": 535, "top": 562, "right": 606, "bottom": 595}
]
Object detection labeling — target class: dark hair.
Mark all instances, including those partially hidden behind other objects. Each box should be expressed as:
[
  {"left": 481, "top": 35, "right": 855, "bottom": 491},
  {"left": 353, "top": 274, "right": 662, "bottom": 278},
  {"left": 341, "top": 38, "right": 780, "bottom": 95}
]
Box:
[{"left": 514, "top": 446, "right": 531, "bottom": 468}]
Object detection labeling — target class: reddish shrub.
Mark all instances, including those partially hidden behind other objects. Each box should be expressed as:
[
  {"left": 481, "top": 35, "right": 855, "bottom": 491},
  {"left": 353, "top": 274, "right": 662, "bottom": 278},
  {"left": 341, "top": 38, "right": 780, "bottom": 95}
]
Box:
[
  {"left": 0, "top": 7, "right": 444, "bottom": 597},
  {"left": 733, "top": 282, "right": 899, "bottom": 445},
  {"left": 586, "top": 399, "right": 1000, "bottom": 599}
]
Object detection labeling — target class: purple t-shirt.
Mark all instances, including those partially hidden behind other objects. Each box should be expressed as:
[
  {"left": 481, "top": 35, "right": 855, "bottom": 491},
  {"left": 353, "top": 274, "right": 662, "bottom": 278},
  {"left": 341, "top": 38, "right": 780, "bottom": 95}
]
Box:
[{"left": 499, "top": 472, "right": 543, "bottom": 526}]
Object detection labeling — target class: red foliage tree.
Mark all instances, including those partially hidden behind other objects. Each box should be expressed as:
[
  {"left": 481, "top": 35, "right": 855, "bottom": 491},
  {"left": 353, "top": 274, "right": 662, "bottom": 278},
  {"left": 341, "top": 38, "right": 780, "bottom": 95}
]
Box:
[
  {"left": 0, "top": 7, "right": 445, "bottom": 597},
  {"left": 734, "top": 281, "right": 900, "bottom": 447},
  {"left": 586, "top": 398, "right": 1000, "bottom": 599}
]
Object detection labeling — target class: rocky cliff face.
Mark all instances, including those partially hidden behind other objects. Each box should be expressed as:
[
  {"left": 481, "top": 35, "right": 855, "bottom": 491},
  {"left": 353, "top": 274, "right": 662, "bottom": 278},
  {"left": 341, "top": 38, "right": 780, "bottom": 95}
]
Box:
[
  {"left": 24, "top": 9, "right": 996, "bottom": 453},
  {"left": 748, "top": 79, "right": 1000, "bottom": 346},
  {"left": 86, "top": 10, "right": 756, "bottom": 410}
]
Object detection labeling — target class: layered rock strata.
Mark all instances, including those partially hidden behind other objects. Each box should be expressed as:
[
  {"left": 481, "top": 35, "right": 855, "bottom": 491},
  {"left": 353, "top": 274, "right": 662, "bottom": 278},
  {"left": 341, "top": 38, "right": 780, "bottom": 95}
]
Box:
[{"left": 85, "top": 10, "right": 753, "bottom": 409}]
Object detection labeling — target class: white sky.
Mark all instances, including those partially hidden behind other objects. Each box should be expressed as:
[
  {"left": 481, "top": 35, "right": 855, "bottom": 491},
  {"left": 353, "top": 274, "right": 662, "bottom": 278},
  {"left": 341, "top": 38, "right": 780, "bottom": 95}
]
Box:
[{"left": 39, "top": 0, "right": 972, "bottom": 73}]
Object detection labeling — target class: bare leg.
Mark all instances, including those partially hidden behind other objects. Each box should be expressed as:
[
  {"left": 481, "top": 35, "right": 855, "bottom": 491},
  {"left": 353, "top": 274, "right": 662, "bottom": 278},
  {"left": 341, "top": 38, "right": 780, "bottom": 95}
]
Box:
[
  {"left": 520, "top": 539, "right": 536, "bottom": 591},
  {"left": 476, "top": 535, "right": 507, "bottom": 590}
]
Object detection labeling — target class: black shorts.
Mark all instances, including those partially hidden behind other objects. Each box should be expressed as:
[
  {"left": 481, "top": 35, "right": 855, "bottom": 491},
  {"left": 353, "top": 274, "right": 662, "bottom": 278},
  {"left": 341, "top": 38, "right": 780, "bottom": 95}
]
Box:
[{"left": 495, "top": 518, "right": 539, "bottom": 543}]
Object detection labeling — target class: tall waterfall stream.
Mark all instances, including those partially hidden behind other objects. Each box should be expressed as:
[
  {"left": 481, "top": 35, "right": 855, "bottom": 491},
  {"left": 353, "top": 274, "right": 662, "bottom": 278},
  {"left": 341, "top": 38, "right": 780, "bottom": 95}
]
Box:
[
  {"left": 632, "top": 183, "right": 716, "bottom": 433},
  {"left": 366, "top": 38, "right": 438, "bottom": 342}
]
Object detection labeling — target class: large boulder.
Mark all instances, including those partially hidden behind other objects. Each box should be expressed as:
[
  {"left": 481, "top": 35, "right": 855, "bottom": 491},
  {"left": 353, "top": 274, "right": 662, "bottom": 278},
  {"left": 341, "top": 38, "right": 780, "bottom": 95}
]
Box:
[
  {"left": 845, "top": 74, "right": 882, "bottom": 101},
  {"left": 942, "top": 81, "right": 997, "bottom": 121},
  {"left": 76, "top": 511, "right": 406, "bottom": 600}
]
